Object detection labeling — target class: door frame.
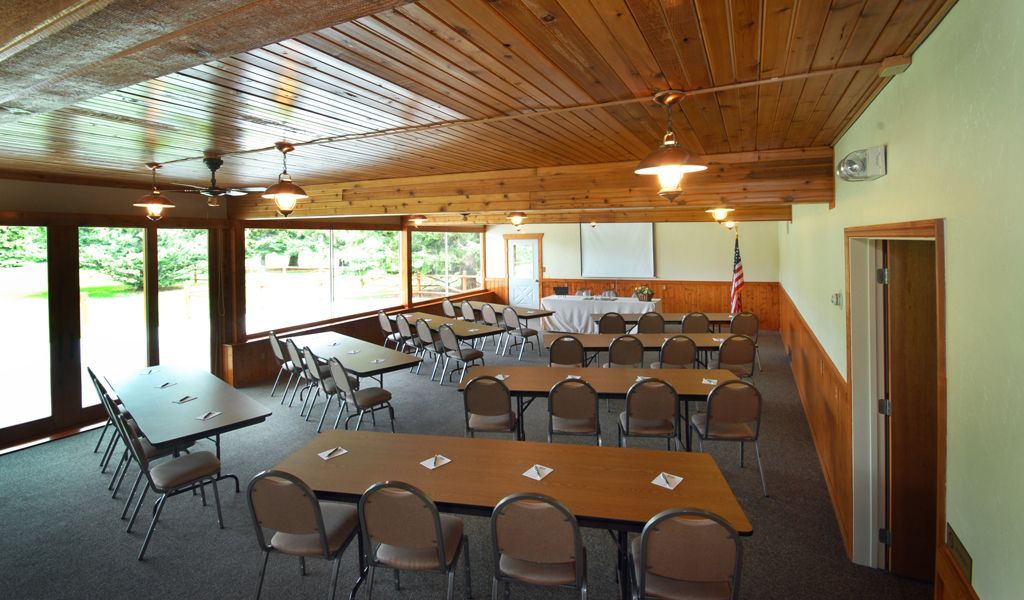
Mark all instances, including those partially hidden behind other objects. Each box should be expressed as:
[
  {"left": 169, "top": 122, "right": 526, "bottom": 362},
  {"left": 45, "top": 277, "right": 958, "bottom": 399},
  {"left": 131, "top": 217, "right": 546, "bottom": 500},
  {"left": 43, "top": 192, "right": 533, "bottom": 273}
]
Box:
[
  {"left": 844, "top": 219, "right": 946, "bottom": 571},
  {"left": 503, "top": 233, "right": 543, "bottom": 305}
]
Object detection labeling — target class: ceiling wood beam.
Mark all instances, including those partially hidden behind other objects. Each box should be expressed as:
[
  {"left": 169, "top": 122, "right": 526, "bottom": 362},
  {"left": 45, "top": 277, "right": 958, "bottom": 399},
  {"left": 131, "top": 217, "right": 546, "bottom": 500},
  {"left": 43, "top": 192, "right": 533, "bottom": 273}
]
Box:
[
  {"left": 0, "top": 0, "right": 412, "bottom": 122},
  {"left": 418, "top": 205, "right": 793, "bottom": 225}
]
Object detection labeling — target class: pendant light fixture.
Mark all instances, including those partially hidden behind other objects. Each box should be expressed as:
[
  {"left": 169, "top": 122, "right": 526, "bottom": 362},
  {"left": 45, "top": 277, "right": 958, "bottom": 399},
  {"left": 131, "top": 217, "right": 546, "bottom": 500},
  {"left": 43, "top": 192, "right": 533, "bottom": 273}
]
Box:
[
  {"left": 410, "top": 215, "right": 427, "bottom": 228},
  {"left": 635, "top": 90, "right": 707, "bottom": 201},
  {"left": 706, "top": 207, "right": 734, "bottom": 222},
  {"left": 133, "top": 162, "right": 175, "bottom": 221},
  {"left": 262, "top": 142, "right": 307, "bottom": 216}
]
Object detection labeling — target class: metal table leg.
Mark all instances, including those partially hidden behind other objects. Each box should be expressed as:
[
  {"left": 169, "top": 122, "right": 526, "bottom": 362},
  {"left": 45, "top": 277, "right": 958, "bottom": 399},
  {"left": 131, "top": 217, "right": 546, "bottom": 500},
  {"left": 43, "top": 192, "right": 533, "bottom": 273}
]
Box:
[{"left": 618, "top": 530, "right": 630, "bottom": 599}]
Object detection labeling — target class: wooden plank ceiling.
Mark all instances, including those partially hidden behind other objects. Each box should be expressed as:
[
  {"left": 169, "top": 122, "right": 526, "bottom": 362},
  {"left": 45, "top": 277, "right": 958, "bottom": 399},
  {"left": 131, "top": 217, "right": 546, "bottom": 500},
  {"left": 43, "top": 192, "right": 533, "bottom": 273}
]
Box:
[{"left": 0, "top": 0, "right": 955, "bottom": 221}]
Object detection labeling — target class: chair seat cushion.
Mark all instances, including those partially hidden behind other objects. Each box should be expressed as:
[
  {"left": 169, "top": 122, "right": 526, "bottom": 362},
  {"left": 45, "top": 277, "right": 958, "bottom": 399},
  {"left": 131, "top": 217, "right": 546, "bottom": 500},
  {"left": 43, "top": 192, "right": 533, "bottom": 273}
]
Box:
[
  {"left": 631, "top": 538, "right": 732, "bottom": 600},
  {"left": 375, "top": 515, "right": 464, "bottom": 570},
  {"left": 385, "top": 333, "right": 402, "bottom": 343},
  {"left": 500, "top": 555, "right": 578, "bottom": 586},
  {"left": 468, "top": 411, "right": 517, "bottom": 432},
  {"left": 603, "top": 362, "right": 641, "bottom": 369},
  {"left": 271, "top": 501, "right": 358, "bottom": 557},
  {"left": 551, "top": 415, "right": 598, "bottom": 434},
  {"left": 459, "top": 349, "right": 484, "bottom": 362},
  {"left": 512, "top": 327, "right": 537, "bottom": 337},
  {"left": 720, "top": 363, "right": 753, "bottom": 378},
  {"left": 689, "top": 414, "right": 755, "bottom": 440},
  {"left": 352, "top": 387, "right": 391, "bottom": 409},
  {"left": 650, "top": 361, "right": 686, "bottom": 369},
  {"left": 619, "top": 412, "right": 674, "bottom": 436},
  {"left": 149, "top": 451, "right": 221, "bottom": 491}
]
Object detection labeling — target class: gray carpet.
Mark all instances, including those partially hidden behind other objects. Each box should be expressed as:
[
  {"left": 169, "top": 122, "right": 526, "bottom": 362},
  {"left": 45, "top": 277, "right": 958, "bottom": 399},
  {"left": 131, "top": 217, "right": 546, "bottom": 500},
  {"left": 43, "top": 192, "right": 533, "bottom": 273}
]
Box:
[{"left": 0, "top": 332, "right": 931, "bottom": 599}]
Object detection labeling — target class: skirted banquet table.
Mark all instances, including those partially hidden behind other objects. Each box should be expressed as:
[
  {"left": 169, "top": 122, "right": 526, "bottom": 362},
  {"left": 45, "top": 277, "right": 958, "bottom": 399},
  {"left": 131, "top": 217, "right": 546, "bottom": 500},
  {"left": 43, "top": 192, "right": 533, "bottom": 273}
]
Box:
[{"left": 540, "top": 294, "right": 662, "bottom": 333}]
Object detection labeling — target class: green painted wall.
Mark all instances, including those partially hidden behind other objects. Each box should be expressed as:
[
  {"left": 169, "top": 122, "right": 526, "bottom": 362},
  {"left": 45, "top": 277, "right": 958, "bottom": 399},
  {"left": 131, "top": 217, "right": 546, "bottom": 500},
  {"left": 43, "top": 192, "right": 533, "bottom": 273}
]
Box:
[{"left": 779, "top": 1, "right": 1024, "bottom": 596}]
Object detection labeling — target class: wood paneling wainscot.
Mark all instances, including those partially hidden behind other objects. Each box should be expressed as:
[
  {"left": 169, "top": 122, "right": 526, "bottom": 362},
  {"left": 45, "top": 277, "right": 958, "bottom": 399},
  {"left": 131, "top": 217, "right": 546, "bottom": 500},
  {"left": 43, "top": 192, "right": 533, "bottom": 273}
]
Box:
[{"left": 780, "top": 286, "right": 853, "bottom": 556}]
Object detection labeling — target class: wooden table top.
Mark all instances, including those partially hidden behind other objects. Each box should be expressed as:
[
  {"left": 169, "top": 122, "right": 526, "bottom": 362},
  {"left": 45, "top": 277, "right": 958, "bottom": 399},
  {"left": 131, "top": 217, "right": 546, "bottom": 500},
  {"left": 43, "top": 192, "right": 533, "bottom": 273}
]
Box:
[
  {"left": 113, "top": 366, "right": 271, "bottom": 447},
  {"left": 459, "top": 365, "right": 737, "bottom": 398},
  {"left": 291, "top": 332, "right": 421, "bottom": 377},
  {"left": 544, "top": 332, "right": 730, "bottom": 351},
  {"left": 274, "top": 430, "right": 752, "bottom": 535},
  {"left": 401, "top": 311, "right": 503, "bottom": 340},
  {"left": 591, "top": 312, "right": 734, "bottom": 325},
  {"left": 466, "top": 301, "right": 555, "bottom": 319}
]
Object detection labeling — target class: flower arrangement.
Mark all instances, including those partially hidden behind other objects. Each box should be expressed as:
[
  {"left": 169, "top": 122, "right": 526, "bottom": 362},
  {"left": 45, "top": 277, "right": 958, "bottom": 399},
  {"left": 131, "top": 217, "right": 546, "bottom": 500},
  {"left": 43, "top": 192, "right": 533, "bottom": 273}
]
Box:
[{"left": 634, "top": 284, "right": 654, "bottom": 301}]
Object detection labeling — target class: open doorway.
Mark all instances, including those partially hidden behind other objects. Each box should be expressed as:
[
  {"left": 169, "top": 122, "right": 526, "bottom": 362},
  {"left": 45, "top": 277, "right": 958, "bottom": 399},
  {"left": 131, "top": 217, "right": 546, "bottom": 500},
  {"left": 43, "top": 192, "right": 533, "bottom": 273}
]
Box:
[{"left": 846, "top": 220, "right": 946, "bottom": 581}]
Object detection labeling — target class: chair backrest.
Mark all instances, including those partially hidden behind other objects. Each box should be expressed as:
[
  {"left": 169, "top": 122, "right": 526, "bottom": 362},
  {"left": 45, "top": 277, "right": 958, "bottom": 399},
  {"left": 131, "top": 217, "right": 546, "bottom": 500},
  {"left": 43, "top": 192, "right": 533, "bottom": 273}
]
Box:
[
  {"left": 553, "top": 286, "right": 569, "bottom": 295},
  {"left": 460, "top": 300, "right": 476, "bottom": 321},
  {"left": 463, "top": 376, "right": 513, "bottom": 421},
  {"left": 359, "top": 481, "right": 449, "bottom": 571},
  {"left": 636, "top": 312, "right": 665, "bottom": 333},
  {"left": 481, "top": 304, "right": 500, "bottom": 327},
  {"left": 729, "top": 312, "right": 759, "bottom": 342},
  {"left": 600, "top": 289, "right": 616, "bottom": 298},
  {"left": 248, "top": 470, "right": 331, "bottom": 557},
  {"left": 548, "top": 379, "right": 598, "bottom": 423},
  {"left": 658, "top": 335, "right": 697, "bottom": 368},
  {"left": 598, "top": 312, "right": 627, "bottom": 334},
  {"left": 285, "top": 339, "right": 306, "bottom": 375},
  {"left": 442, "top": 298, "right": 458, "bottom": 318},
  {"left": 681, "top": 312, "right": 711, "bottom": 333},
  {"left": 502, "top": 306, "right": 522, "bottom": 331},
  {"left": 377, "top": 310, "right": 394, "bottom": 335},
  {"left": 394, "top": 314, "right": 414, "bottom": 339},
  {"left": 302, "top": 347, "right": 324, "bottom": 383},
  {"left": 575, "top": 289, "right": 591, "bottom": 297},
  {"left": 718, "top": 335, "right": 756, "bottom": 376},
  {"left": 624, "top": 378, "right": 679, "bottom": 430},
  {"left": 87, "top": 367, "right": 118, "bottom": 421},
  {"left": 549, "top": 335, "right": 584, "bottom": 367},
  {"left": 706, "top": 380, "right": 763, "bottom": 439},
  {"left": 607, "top": 335, "right": 644, "bottom": 367},
  {"left": 327, "top": 357, "right": 357, "bottom": 401},
  {"left": 491, "top": 493, "right": 582, "bottom": 571},
  {"left": 636, "top": 508, "right": 742, "bottom": 597},
  {"left": 438, "top": 324, "right": 462, "bottom": 355},
  {"left": 415, "top": 319, "right": 436, "bottom": 346},
  {"left": 268, "top": 331, "right": 286, "bottom": 362}
]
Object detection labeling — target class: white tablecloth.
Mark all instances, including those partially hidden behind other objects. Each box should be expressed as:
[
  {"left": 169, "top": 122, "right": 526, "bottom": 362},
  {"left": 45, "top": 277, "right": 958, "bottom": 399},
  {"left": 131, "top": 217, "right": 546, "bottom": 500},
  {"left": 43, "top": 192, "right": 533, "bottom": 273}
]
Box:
[{"left": 540, "top": 295, "right": 662, "bottom": 333}]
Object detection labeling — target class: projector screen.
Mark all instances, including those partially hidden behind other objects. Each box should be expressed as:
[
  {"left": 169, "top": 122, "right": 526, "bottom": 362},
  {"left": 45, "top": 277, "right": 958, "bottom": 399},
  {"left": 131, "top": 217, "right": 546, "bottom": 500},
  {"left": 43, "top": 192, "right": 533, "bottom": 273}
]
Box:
[{"left": 580, "top": 223, "right": 655, "bottom": 278}]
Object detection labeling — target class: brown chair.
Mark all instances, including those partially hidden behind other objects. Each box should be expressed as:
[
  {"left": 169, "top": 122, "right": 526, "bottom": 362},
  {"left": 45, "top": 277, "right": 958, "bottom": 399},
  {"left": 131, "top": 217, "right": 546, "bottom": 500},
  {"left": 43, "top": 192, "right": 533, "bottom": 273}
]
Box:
[
  {"left": 729, "top": 312, "right": 761, "bottom": 372},
  {"left": 329, "top": 358, "right": 395, "bottom": 432},
  {"left": 460, "top": 300, "right": 478, "bottom": 323},
  {"left": 502, "top": 306, "right": 541, "bottom": 360},
  {"left": 479, "top": 303, "right": 509, "bottom": 352},
  {"left": 717, "top": 335, "right": 756, "bottom": 380},
  {"left": 598, "top": 312, "right": 627, "bottom": 334},
  {"left": 490, "top": 493, "right": 588, "bottom": 599},
  {"left": 636, "top": 312, "right": 665, "bottom": 333},
  {"left": 269, "top": 331, "right": 301, "bottom": 399},
  {"left": 284, "top": 338, "right": 312, "bottom": 409},
  {"left": 377, "top": 311, "right": 403, "bottom": 350},
  {"left": 630, "top": 508, "right": 743, "bottom": 600},
  {"left": 549, "top": 335, "right": 585, "bottom": 368},
  {"left": 414, "top": 318, "right": 444, "bottom": 380},
  {"left": 438, "top": 323, "right": 485, "bottom": 385},
  {"left": 442, "top": 297, "right": 463, "bottom": 320},
  {"left": 651, "top": 335, "right": 697, "bottom": 369},
  {"left": 393, "top": 314, "right": 417, "bottom": 353},
  {"left": 604, "top": 335, "right": 644, "bottom": 368},
  {"left": 617, "top": 378, "right": 680, "bottom": 451},
  {"left": 463, "top": 375, "right": 518, "bottom": 440},
  {"left": 690, "top": 380, "right": 767, "bottom": 496},
  {"left": 358, "top": 481, "right": 472, "bottom": 599},
  {"left": 548, "top": 379, "right": 601, "bottom": 446},
  {"left": 681, "top": 312, "right": 711, "bottom": 333},
  {"left": 247, "top": 470, "right": 360, "bottom": 600}
]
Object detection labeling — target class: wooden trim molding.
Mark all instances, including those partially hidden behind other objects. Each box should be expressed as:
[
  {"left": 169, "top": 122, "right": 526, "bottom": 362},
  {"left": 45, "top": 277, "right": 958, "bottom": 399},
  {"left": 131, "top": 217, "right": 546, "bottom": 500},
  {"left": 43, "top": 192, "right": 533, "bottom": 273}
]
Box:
[
  {"left": 935, "top": 544, "right": 980, "bottom": 600},
  {"left": 844, "top": 219, "right": 947, "bottom": 555}
]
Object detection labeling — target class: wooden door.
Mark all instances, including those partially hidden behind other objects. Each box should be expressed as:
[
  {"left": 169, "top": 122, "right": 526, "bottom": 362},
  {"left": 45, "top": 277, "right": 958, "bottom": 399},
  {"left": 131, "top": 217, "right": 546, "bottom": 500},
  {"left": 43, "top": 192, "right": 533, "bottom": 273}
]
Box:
[
  {"left": 885, "top": 240, "right": 938, "bottom": 580},
  {"left": 506, "top": 237, "right": 540, "bottom": 308}
]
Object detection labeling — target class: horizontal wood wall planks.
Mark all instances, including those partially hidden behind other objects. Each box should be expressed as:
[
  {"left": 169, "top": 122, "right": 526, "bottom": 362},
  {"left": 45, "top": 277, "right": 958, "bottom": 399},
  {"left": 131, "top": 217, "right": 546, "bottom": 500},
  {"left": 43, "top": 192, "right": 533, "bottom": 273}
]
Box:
[{"left": 0, "top": 1, "right": 956, "bottom": 192}]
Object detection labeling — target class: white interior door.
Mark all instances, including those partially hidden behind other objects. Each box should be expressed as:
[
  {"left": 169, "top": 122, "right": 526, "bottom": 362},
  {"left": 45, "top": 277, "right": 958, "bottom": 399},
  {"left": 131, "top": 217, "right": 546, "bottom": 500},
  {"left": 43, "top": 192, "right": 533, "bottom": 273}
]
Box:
[{"left": 507, "top": 238, "right": 540, "bottom": 308}]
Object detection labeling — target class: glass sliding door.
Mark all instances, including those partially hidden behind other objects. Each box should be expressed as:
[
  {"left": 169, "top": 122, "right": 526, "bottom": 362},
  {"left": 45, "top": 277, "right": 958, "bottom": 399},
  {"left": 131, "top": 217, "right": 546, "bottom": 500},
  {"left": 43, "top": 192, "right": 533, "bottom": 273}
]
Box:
[
  {"left": 157, "top": 228, "right": 210, "bottom": 371},
  {"left": 0, "top": 226, "right": 51, "bottom": 429},
  {"left": 78, "top": 226, "right": 147, "bottom": 406}
]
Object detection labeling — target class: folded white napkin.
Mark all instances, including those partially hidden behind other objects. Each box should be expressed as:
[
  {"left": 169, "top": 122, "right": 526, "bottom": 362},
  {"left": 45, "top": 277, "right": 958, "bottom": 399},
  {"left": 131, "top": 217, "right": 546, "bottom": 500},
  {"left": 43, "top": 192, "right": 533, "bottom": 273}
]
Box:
[
  {"left": 635, "top": 376, "right": 651, "bottom": 382},
  {"left": 701, "top": 378, "right": 718, "bottom": 385},
  {"left": 420, "top": 455, "right": 451, "bottom": 470},
  {"left": 652, "top": 472, "right": 683, "bottom": 490},
  {"left": 565, "top": 374, "right": 582, "bottom": 380},
  {"left": 156, "top": 381, "right": 176, "bottom": 389},
  {"left": 195, "top": 411, "right": 221, "bottom": 421},
  {"left": 712, "top": 337, "right": 725, "bottom": 343},
  {"left": 494, "top": 374, "right": 509, "bottom": 381},
  {"left": 370, "top": 358, "right": 385, "bottom": 364},
  {"left": 318, "top": 446, "right": 348, "bottom": 461},
  {"left": 346, "top": 349, "right": 360, "bottom": 354},
  {"left": 173, "top": 395, "right": 197, "bottom": 404},
  {"left": 523, "top": 464, "right": 553, "bottom": 481}
]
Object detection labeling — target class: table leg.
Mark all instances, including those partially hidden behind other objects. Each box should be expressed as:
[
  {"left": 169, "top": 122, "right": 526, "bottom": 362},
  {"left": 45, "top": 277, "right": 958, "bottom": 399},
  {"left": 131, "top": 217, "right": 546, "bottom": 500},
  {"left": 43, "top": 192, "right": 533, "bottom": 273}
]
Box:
[
  {"left": 349, "top": 533, "right": 368, "bottom": 600},
  {"left": 618, "top": 530, "right": 630, "bottom": 599},
  {"left": 517, "top": 395, "right": 525, "bottom": 441},
  {"left": 684, "top": 401, "right": 692, "bottom": 451}
]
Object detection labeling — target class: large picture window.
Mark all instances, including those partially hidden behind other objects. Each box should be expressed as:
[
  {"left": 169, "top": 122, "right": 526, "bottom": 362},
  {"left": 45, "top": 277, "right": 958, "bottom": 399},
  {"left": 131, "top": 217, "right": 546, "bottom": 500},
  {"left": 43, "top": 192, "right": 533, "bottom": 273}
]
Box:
[
  {"left": 411, "top": 231, "right": 483, "bottom": 302},
  {"left": 245, "top": 228, "right": 402, "bottom": 334}
]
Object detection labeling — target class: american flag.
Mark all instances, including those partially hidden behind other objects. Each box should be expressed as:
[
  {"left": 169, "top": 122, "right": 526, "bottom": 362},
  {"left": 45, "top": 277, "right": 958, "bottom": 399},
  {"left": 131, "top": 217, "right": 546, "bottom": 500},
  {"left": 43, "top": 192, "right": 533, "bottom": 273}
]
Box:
[{"left": 730, "top": 234, "right": 744, "bottom": 314}]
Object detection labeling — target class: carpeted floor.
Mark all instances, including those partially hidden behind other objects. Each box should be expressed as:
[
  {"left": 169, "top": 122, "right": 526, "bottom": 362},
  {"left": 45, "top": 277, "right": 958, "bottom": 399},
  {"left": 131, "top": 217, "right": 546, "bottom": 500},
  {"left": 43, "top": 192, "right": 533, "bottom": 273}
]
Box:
[{"left": 0, "top": 332, "right": 931, "bottom": 599}]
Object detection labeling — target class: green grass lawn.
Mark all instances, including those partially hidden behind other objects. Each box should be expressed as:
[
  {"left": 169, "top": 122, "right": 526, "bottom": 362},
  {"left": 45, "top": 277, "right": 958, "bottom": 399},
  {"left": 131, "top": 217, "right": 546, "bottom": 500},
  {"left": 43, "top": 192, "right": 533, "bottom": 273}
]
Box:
[{"left": 28, "top": 284, "right": 139, "bottom": 299}]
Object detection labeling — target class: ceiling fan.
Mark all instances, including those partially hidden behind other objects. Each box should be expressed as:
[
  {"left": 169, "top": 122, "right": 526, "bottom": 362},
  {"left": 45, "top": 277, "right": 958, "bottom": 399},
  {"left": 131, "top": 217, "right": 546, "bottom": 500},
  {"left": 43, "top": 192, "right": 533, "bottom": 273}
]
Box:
[{"left": 170, "top": 155, "right": 266, "bottom": 206}]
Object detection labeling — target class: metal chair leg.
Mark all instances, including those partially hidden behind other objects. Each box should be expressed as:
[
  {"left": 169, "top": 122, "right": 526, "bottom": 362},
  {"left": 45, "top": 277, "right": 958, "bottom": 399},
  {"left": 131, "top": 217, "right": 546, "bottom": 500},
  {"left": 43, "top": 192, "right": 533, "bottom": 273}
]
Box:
[
  {"left": 126, "top": 484, "right": 149, "bottom": 532},
  {"left": 446, "top": 569, "right": 456, "bottom": 600},
  {"left": 211, "top": 478, "right": 224, "bottom": 528},
  {"left": 280, "top": 372, "right": 296, "bottom": 405},
  {"left": 122, "top": 470, "right": 144, "bottom": 519},
  {"left": 255, "top": 550, "right": 270, "bottom": 600},
  {"left": 740, "top": 441, "right": 745, "bottom": 467},
  {"left": 137, "top": 494, "right": 167, "bottom": 560},
  {"left": 754, "top": 441, "right": 768, "bottom": 497},
  {"left": 366, "top": 565, "right": 376, "bottom": 599},
  {"left": 111, "top": 453, "right": 133, "bottom": 497},
  {"left": 463, "top": 536, "right": 472, "bottom": 598},
  {"left": 93, "top": 418, "right": 111, "bottom": 453},
  {"left": 329, "top": 555, "right": 342, "bottom": 600},
  {"left": 270, "top": 367, "right": 285, "bottom": 396}
]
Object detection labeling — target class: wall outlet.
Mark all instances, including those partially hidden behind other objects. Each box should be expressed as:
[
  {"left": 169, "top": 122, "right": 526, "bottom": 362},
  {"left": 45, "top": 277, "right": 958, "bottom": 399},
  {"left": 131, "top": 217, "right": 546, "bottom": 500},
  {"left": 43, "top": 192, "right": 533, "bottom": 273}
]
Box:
[{"left": 830, "top": 292, "right": 843, "bottom": 307}]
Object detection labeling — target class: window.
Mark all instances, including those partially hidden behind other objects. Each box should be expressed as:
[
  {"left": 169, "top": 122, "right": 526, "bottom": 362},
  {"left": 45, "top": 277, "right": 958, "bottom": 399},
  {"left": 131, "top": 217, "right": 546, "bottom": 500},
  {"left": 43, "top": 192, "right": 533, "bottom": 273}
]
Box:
[
  {"left": 411, "top": 231, "right": 483, "bottom": 302},
  {"left": 157, "top": 229, "right": 210, "bottom": 371},
  {"left": 244, "top": 228, "right": 402, "bottom": 334}
]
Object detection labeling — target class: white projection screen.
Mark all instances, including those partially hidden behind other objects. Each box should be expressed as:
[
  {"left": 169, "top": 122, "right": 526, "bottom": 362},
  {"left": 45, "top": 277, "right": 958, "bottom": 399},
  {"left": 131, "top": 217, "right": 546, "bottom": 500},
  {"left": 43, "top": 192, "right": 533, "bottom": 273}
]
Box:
[{"left": 580, "top": 223, "right": 655, "bottom": 278}]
